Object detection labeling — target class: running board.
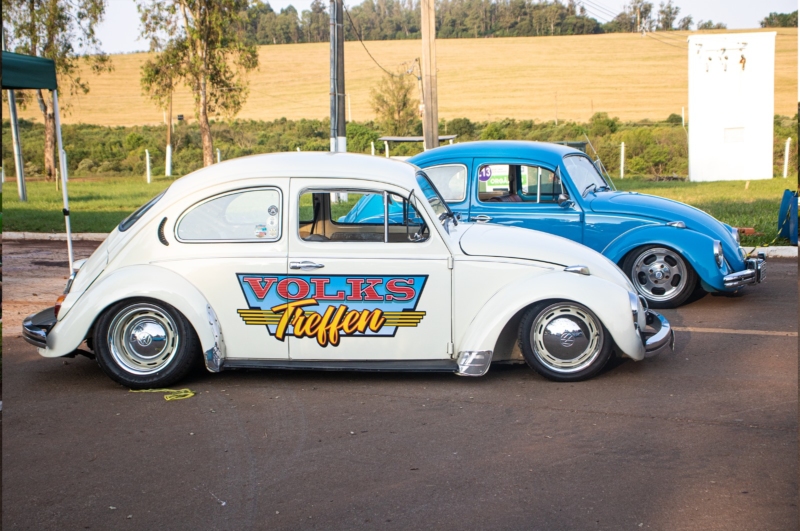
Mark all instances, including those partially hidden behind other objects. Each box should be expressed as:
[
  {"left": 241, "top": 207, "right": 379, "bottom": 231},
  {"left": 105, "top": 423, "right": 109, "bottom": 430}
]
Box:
[{"left": 222, "top": 359, "right": 458, "bottom": 373}]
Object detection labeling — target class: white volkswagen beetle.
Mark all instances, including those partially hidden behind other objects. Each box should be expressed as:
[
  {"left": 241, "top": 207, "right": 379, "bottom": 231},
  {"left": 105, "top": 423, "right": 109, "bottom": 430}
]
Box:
[{"left": 23, "top": 153, "right": 673, "bottom": 388}]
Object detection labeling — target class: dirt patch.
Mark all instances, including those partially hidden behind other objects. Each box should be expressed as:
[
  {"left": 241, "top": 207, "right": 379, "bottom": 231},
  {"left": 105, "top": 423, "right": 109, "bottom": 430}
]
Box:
[{"left": 2, "top": 240, "right": 101, "bottom": 337}]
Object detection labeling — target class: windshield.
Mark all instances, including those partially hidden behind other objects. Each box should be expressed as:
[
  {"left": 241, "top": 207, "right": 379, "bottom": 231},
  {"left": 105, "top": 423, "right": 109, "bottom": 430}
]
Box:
[
  {"left": 415, "top": 172, "right": 453, "bottom": 220},
  {"left": 563, "top": 155, "right": 609, "bottom": 196}
]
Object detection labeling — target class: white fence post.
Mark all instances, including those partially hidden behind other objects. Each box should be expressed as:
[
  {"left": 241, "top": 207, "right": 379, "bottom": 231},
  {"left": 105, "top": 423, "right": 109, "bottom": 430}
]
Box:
[
  {"left": 216, "top": 148, "right": 221, "bottom": 164},
  {"left": 385, "top": 142, "right": 390, "bottom": 158},
  {"left": 146, "top": 149, "right": 151, "bottom": 183},
  {"left": 371, "top": 141, "right": 375, "bottom": 156},
  {"left": 620, "top": 142, "right": 625, "bottom": 179},
  {"left": 783, "top": 137, "right": 791, "bottom": 178},
  {"left": 165, "top": 145, "right": 172, "bottom": 177}
]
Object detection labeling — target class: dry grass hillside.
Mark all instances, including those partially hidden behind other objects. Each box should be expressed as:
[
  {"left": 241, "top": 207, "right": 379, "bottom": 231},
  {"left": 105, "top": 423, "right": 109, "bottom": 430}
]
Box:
[{"left": 16, "top": 28, "right": 797, "bottom": 126}]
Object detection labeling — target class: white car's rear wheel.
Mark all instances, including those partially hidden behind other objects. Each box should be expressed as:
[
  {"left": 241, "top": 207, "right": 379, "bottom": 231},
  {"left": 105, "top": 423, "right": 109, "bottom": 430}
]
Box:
[
  {"left": 94, "top": 298, "right": 200, "bottom": 389},
  {"left": 519, "top": 301, "right": 613, "bottom": 382}
]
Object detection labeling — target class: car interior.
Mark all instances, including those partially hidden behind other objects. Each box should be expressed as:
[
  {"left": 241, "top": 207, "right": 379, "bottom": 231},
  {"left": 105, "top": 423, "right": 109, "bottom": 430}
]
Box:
[{"left": 478, "top": 164, "right": 565, "bottom": 204}]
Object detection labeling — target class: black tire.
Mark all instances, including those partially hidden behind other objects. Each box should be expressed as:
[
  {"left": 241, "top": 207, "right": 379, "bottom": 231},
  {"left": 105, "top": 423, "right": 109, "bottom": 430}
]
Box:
[
  {"left": 518, "top": 301, "right": 613, "bottom": 382},
  {"left": 94, "top": 298, "right": 201, "bottom": 389},
  {"left": 621, "top": 245, "right": 698, "bottom": 309}
]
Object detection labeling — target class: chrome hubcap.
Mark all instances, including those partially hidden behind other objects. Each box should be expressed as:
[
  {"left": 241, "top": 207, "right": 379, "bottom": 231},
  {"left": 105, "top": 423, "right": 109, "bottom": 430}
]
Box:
[
  {"left": 108, "top": 304, "right": 179, "bottom": 375},
  {"left": 530, "top": 303, "right": 603, "bottom": 373},
  {"left": 631, "top": 247, "right": 687, "bottom": 302}
]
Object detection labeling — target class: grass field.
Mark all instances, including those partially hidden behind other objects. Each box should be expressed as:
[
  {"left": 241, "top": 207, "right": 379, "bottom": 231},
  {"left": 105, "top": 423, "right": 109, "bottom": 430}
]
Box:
[
  {"left": 14, "top": 28, "right": 797, "bottom": 126},
  {"left": 3, "top": 174, "right": 791, "bottom": 247}
]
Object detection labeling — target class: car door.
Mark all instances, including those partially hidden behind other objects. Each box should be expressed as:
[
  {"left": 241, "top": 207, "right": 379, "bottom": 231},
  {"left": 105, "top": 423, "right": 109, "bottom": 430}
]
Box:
[
  {"left": 156, "top": 181, "right": 289, "bottom": 360},
  {"left": 469, "top": 158, "right": 583, "bottom": 243},
  {"left": 285, "top": 177, "right": 452, "bottom": 361}
]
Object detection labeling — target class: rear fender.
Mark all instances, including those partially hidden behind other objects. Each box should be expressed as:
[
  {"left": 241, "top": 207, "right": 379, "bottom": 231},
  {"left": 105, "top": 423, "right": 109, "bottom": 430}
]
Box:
[
  {"left": 458, "top": 270, "right": 645, "bottom": 361},
  {"left": 42, "top": 265, "right": 226, "bottom": 370},
  {"left": 602, "top": 225, "right": 726, "bottom": 291}
]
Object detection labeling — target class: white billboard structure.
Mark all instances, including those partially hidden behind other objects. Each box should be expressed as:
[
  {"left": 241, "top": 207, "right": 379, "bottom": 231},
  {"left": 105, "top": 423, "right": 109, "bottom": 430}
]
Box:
[{"left": 688, "top": 32, "right": 776, "bottom": 181}]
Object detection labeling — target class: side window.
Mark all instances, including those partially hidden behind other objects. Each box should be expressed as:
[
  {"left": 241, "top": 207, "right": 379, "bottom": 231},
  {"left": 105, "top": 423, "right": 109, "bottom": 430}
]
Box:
[
  {"left": 519, "top": 165, "right": 562, "bottom": 203},
  {"left": 298, "top": 189, "right": 427, "bottom": 243},
  {"left": 176, "top": 188, "right": 282, "bottom": 242},
  {"left": 423, "top": 164, "right": 467, "bottom": 202},
  {"left": 478, "top": 164, "right": 562, "bottom": 203}
]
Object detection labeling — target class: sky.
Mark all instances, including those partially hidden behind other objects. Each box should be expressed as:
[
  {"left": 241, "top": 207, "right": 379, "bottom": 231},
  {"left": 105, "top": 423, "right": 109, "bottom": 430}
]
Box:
[{"left": 97, "top": 0, "right": 797, "bottom": 54}]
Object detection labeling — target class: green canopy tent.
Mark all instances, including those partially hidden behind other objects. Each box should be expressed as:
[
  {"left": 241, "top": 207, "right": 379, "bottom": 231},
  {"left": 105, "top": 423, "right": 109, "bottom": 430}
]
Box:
[{"left": 2, "top": 50, "right": 75, "bottom": 271}]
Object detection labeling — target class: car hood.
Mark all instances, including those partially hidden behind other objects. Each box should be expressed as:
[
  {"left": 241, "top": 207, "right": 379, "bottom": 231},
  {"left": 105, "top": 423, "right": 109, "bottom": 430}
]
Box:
[
  {"left": 588, "top": 191, "right": 737, "bottom": 245},
  {"left": 458, "top": 223, "right": 635, "bottom": 291}
]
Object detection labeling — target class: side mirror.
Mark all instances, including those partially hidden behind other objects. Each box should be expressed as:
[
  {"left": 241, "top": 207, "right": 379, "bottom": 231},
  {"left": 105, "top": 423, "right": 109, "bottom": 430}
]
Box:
[
  {"left": 454, "top": 212, "right": 462, "bottom": 221},
  {"left": 558, "top": 194, "right": 573, "bottom": 208}
]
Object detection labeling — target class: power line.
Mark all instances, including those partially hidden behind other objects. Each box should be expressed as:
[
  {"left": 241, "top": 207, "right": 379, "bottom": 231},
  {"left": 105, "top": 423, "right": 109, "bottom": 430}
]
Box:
[
  {"left": 579, "top": 5, "right": 611, "bottom": 24},
  {"left": 343, "top": 5, "right": 395, "bottom": 77},
  {"left": 645, "top": 31, "right": 688, "bottom": 49},
  {"left": 580, "top": 0, "right": 618, "bottom": 19}
]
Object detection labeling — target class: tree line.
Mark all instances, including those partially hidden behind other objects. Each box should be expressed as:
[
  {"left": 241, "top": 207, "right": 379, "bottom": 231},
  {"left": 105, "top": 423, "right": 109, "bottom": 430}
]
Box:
[{"left": 236, "top": 0, "right": 729, "bottom": 45}]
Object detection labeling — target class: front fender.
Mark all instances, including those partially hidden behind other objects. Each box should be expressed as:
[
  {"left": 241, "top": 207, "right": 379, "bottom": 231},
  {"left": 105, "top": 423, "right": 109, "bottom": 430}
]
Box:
[
  {"left": 42, "top": 265, "right": 226, "bottom": 367},
  {"left": 602, "top": 225, "right": 728, "bottom": 291},
  {"left": 457, "top": 270, "right": 645, "bottom": 361}
]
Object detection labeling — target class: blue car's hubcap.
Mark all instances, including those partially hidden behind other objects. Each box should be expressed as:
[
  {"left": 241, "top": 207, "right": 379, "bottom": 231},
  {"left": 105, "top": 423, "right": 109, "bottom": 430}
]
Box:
[{"left": 631, "top": 247, "right": 688, "bottom": 302}]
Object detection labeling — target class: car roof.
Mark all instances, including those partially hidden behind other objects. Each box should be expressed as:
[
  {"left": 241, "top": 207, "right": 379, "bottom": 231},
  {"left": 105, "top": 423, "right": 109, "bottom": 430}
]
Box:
[
  {"left": 409, "top": 140, "right": 585, "bottom": 167},
  {"left": 165, "top": 152, "right": 420, "bottom": 199}
]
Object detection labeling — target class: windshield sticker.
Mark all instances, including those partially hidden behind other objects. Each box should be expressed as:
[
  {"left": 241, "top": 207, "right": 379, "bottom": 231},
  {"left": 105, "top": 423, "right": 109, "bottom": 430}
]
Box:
[
  {"left": 254, "top": 224, "right": 267, "bottom": 238},
  {"left": 478, "top": 166, "right": 492, "bottom": 182},
  {"left": 268, "top": 205, "right": 279, "bottom": 216},
  {"left": 236, "top": 274, "right": 427, "bottom": 347}
]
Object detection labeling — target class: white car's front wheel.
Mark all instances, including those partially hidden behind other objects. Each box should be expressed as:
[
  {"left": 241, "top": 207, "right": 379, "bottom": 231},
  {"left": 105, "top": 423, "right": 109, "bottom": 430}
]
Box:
[
  {"left": 94, "top": 298, "right": 200, "bottom": 389},
  {"left": 518, "top": 301, "right": 613, "bottom": 382}
]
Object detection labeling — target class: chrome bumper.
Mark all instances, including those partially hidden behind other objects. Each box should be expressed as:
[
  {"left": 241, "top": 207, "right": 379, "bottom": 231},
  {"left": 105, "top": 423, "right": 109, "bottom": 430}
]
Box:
[
  {"left": 22, "top": 307, "right": 57, "bottom": 349},
  {"left": 642, "top": 310, "right": 674, "bottom": 358},
  {"left": 723, "top": 254, "right": 766, "bottom": 289}
]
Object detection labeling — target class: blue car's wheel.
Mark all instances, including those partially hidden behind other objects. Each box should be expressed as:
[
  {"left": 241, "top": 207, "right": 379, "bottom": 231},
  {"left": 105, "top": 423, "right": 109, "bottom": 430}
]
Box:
[{"left": 622, "top": 246, "right": 697, "bottom": 309}]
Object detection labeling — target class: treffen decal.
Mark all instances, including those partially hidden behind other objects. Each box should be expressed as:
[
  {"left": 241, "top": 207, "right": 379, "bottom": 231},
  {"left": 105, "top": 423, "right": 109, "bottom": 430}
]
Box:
[{"left": 237, "top": 274, "right": 428, "bottom": 347}]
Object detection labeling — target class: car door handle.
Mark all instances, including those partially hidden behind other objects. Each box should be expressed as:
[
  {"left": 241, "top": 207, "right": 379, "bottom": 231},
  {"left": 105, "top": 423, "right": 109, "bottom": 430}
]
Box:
[
  {"left": 470, "top": 215, "right": 493, "bottom": 223},
  {"left": 290, "top": 261, "right": 325, "bottom": 270}
]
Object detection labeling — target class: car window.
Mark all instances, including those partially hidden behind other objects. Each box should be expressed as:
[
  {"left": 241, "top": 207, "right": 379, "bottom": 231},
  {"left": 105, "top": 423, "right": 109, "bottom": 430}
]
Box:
[
  {"left": 519, "top": 165, "right": 564, "bottom": 203},
  {"left": 477, "top": 164, "right": 563, "bottom": 203},
  {"left": 176, "top": 188, "right": 282, "bottom": 242},
  {"left": 299, "top": 189, "right": 428, "bottom": 243},
  {"left": 563, "top": 155, "right": 608, "bottom": 194},
  {"left": 423, "top": 164, "right": 467, "bottom": 202},
  {"left": 119, "top": 191, "right": 165, "bottom": 232}
]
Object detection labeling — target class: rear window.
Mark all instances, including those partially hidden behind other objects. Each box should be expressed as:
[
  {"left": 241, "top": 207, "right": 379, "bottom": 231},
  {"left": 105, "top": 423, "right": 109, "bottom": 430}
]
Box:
[
  {"left": 119, "top": 191, "right": 165, "bottom": 232},
  {"left": 176, "top": 187, "right": 282, "bottom": 242}
]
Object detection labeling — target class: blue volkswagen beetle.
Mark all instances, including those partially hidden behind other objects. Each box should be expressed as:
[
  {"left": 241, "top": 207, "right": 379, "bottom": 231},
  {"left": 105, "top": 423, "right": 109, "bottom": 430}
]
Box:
[{"left": 408, "top": 141, "right": 765, "bottom": 308}]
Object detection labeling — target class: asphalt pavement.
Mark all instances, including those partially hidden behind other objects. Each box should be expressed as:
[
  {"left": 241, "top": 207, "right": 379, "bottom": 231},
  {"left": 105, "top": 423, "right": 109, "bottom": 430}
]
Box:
[{"left": 2, "top": 241, "right": 797, "bottom": 530}]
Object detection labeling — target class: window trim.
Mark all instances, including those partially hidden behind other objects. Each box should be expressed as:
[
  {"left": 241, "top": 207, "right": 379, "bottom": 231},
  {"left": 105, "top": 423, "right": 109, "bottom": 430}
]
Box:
[
  {"left": 119, "top": 191, "right": 166, "bottom": 232},
  {"left": 174, "top": 186, "right": 283, "bottom": 244},
  {"left": 421, "top": 163, "right": 468, "bottom": 203},
  {"left": 476, "top": 162, "right": 562, "bottom": 204}
]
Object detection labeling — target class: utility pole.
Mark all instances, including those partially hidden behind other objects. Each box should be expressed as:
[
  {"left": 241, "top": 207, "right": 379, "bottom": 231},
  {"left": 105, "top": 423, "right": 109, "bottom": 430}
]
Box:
[
  {"left": 421, "top": 0, "right": 439, "bottom": 151},
  {"left": 329, "top": 0, "right": 346, "bottom": 152},
  {"left": 166, "top": 91, "right": 173, "bottom": 177}
]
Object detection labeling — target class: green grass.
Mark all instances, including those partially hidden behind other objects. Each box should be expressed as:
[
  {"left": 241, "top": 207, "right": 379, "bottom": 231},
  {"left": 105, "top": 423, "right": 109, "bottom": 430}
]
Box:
[
  {"left": 3, "top": 176, "right": 171, "bottom": 233},
  {"left": 3, "top": 174, "right": 794, "bottom": 247},
  {"left": 611, "top": 176, "right": 794, "bottom": 247}
]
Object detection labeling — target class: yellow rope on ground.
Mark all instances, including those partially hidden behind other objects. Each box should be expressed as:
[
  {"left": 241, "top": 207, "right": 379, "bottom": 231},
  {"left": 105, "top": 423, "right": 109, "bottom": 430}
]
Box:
[
  {"left": 129, "top": 388, "right": 196, "bottom": 401},
  {"left": 744, "top": 205, "right": 794, "bottom": 257}
]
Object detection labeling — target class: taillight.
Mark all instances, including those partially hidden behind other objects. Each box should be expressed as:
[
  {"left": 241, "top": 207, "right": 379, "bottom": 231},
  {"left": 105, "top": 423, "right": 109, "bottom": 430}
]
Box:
[{"left": 54, "top": 294, "right": 67, "bottom": 318}]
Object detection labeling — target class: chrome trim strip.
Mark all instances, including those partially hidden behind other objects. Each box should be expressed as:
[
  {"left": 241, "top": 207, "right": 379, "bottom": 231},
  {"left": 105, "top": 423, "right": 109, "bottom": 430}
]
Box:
[
  {"left": 455, "top": 350, "right": 493, "bottom": 376},
  {"left": 666, "top": 221, "right": 686, "bottom": 228},
  {"left": 642, "top": 310, "right": 674, "bottom": 358}
]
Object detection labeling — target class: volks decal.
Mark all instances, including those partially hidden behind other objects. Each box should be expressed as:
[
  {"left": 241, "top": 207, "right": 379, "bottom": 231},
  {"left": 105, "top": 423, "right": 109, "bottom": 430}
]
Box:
[{"left": 236, "top": 274, "right": 428, "bottom": 347}]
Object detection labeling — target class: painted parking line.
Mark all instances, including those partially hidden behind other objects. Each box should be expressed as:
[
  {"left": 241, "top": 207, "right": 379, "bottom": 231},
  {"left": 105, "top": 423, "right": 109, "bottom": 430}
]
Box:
[{"left": 673, "top": 327, "right": 797, "bottom": 337}]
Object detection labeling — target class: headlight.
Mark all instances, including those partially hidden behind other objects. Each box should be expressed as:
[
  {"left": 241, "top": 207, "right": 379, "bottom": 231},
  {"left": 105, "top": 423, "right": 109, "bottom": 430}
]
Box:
[{"left": 713, "top": 240, "right": 724, "bottom": 267}]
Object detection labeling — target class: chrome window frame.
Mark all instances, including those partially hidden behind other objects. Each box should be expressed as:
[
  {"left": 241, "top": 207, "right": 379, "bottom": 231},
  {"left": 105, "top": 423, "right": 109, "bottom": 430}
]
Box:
[
  {"left": 174, "top": 186, "right": 283, "bottom": 244},
  {"left": 421, "top": 163, "right": 468, "bottom": 202}
]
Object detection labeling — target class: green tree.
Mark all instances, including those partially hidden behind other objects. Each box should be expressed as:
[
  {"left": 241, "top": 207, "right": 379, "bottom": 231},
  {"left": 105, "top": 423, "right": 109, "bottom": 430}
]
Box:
[
  {"left": 2, "top": 0, "right": 111, "bottom": 180},
  {"left": 369, "top": 71, "right": 419, "bottom": 136},
  {"left": 760, "top": 11, "right": 798, "bottom": 28},
  {"left": 138, "top": 0, "right": 259, "bottom": 166},
  {"left": 656, "top": 0, "right": 679, "bottom": 30},
  {"left": 696, "top": 19, "right": 726, "bottom": 30}
]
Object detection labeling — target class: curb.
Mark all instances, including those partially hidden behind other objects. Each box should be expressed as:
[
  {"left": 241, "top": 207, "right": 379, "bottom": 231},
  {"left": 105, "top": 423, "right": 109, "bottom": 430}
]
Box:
[
  {"left": 3, "top": 232, "right": 109, "bottom": 241},
  {"left": 3, "top": 231, "right": 798, "bottom": 257}
]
